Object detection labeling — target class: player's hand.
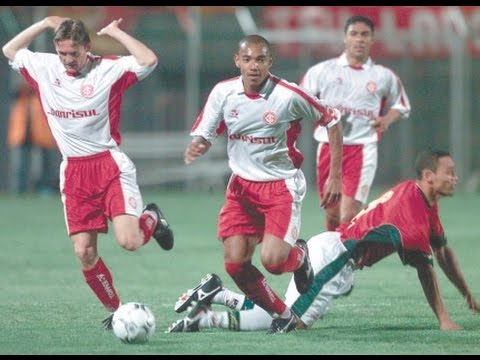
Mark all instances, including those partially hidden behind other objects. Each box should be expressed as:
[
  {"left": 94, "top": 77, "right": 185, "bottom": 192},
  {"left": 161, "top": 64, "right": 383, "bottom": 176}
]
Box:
[
  {"left": 184, "top": 137, "right": 211, "bottom": 164},
  {"left": 45, "top": 16, "right": 70, "bottom": 31},
  {"left": 369, "top": 116, "right": 391, "bottom": 133},
  {"left": 320, "top": 176, "right": 341, "bottom": 209},
  {"left": 97, "top": 18, "right": 124, "bottom": 37}
]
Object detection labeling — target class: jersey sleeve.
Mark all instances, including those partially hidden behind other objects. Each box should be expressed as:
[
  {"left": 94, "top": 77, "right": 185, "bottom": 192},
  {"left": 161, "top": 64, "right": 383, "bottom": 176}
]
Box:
[
  {"left": 383, "top": 68, "right": 411, "bottom": 119},
  {"left": 290, "top": 84, "right": 341, "bottom": 129},
  {"left": 397, "top": 248, "right": 434, "bottom": 267},
  {"left": 10, "top": 48, "right": 50, "bottom": 82},
  {"left": 189, "top": 83, "right": 226, "bottom": 143},
  {"left": 116, "top": 55, "right": 157, "bottom": 81}
]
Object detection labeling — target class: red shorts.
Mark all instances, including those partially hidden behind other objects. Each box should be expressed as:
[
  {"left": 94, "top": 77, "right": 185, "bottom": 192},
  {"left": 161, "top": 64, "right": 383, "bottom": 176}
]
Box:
[
  {"left": 60, "top": 149, "right": 143, "bottom": 236},
  {"left": 316, "top": 142, "right": 377, "bottom": 204},
  {"left": 217, "top": 172, "right": 306, "bottom": 245}
]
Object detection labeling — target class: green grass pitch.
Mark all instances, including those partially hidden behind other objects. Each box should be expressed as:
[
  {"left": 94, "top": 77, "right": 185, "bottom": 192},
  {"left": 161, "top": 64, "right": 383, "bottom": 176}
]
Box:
[{"left": 0, "top": 189, "right": 478, "bottom": 354}]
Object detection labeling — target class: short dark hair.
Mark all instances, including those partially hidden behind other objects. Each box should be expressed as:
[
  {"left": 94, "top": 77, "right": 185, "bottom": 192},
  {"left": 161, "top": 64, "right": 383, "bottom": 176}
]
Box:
[
  {"left": 54, "top": 19, "right": 91, "bottom": 46},
  {"left": 237, "top": 34, "right": 272, "bottom": 56},
  {"left": 414, "top": 149, "right": 452, "bottom": 179},
  {"left": 344, "top": 15, "right": 375, "bottom": 34}
]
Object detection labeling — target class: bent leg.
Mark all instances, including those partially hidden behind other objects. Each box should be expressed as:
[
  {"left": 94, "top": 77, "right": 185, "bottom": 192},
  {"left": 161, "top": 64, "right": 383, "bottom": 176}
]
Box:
[
  {"left": 224, "top": 235, "right": 288, "bottom": 317},
  {"left": 289, "top": 232, "right": 353, "bottom": 325}
]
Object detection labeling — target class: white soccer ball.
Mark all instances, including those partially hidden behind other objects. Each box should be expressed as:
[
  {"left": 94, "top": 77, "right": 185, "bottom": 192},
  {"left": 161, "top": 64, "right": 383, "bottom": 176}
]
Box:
[{"left": 112, "top": 302, "right": 156, "bottom": 344}]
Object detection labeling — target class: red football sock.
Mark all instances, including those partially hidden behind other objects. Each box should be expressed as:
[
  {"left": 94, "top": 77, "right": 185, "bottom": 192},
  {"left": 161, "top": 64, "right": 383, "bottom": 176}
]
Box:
[
  {"left": 83, "top": 257, "right": 120, "bottom": 312},
  {"left": 139, "top": 211, "right": 157, "bottom": 245},
  {"left": 225, "top": 262, "right": 286, "bottom": 316}
]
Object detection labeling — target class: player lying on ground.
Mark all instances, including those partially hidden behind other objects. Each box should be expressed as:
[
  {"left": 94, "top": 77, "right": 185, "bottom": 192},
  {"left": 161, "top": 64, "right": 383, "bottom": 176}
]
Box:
[{"left": 167, "top": 150, "right": 479, "bottom": 332}]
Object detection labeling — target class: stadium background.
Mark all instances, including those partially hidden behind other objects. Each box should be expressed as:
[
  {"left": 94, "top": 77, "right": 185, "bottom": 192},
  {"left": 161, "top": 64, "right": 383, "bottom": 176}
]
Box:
[
  {"left": 0, "top": 8, "right": 479, "bottom": 354},
  {"left": 0, "top": 6, "right": 479, "bottom": 193}
]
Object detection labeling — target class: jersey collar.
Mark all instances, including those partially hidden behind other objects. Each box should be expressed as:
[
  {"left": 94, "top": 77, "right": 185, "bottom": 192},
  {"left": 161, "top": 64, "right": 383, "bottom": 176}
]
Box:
[
  {"left": 237, "top": 74, "right": 273, "bottom": 99},
  {"left": 338, "top": 52, "right": 373, "bottom": 70}
]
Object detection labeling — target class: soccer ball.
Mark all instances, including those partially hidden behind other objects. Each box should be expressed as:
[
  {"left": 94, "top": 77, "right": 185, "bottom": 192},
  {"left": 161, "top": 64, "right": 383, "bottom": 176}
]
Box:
[{"left": 112, "top": 302, "right": 156, "bottom": 344}]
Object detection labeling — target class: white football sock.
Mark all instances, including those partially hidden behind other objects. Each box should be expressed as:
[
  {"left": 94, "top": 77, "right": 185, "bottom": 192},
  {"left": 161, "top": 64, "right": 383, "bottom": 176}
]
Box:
[{"left": 212, "top": 288, "right": 247, "bottom": 310}]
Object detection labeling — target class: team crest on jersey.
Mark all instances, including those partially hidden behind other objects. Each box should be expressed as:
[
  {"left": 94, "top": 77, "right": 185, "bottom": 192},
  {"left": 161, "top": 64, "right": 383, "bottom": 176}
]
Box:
[
  {"left": 80, "top": 84, "right": 94, "bottom": 98},
  {"left": 229, "top": 109, "right": 239, "bottom": 119},
  {"left": 366, "top": 81, "right": 377, "bottom": 93},
  {"left": 291, "top": 226, "right": 298, "bottom": 240},
  {"left": 263, "top": 111, "right": 277, "bottom": 125},
  {"left": 129, "top": 197, "right": 138, "bottom": 209}
]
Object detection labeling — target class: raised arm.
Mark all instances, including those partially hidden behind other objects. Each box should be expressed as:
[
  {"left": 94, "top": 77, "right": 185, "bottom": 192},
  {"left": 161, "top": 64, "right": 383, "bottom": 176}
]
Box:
[
  {"left": 2, "top": 16, "right": 67, "bottom": 60},
  {"left": 96, "top": 18, "right": 157, "bottom": 67},
  {"left": 415, "top": 261, "right": 461, "bottom": 330},
  {"left": 434, "top": 245, "right": 479, "bottom": 314}
]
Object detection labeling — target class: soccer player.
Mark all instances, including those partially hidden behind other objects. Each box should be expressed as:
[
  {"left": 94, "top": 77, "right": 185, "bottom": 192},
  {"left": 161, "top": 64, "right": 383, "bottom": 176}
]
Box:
[
  {"left": 183, "top": 34, "right": 343, "bottom": 333},
  {"left": 300, "top": 15, "right": 411, "bottom": 231},
  {"left": 169, "top": 150, "right": 479, "bottom": 332},
  {"left": 2, "top": 16, "right": 174, "bottom": 328}
]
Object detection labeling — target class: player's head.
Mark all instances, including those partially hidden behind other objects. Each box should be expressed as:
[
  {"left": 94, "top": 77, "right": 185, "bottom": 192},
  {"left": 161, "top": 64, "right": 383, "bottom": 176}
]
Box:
[
  {"left": 53, "top": 19, "right": 91, "bottom": 75},
  {"left": 234, "top": 34, "right": 273, "bottom": 94},
  {"left": 415, "top": 149, "right": 458, "bottom": 198},
  {"left": 343, "top": 15, "right": 375, "bottom": 63}
]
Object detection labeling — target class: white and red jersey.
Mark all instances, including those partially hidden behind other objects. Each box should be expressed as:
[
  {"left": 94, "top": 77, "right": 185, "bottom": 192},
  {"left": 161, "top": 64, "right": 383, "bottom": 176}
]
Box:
[
  {"left": 339, "top": 180, "right": 445, "bottom": 254},
  {"left": 190, "top": 74, "right": 340, "bottom": 182},
  {"left": 9, "top": 48, "right": 156, "bottom": 158},
  {"left": 300, "top": 53, "right": 410, "bottom": 145}
]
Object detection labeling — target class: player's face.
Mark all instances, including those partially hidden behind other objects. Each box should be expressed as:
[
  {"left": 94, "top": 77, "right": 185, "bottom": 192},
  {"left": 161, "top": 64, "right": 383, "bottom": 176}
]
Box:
[
  {"left": 433, "top": 156, "right": 458, "bottom": 197},
  {"left": 344, "top": 21, "right": 374, "bottom": 63},
  {"left": 234, "top": 42, "right": 273, "bottom": 94},
  {"left": 55, "top": 39, "right": 91, "bottom": 75}
]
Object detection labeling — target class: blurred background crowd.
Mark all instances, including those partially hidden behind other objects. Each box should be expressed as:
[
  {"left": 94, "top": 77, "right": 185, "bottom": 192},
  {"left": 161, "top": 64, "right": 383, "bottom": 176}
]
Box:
[{"left": 0, "top": 6, "right": 479, "bottom": 194}]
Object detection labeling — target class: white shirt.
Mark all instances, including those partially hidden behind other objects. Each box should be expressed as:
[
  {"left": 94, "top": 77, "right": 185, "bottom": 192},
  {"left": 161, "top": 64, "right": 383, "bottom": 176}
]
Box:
[
  {"left": 300, "top": 53, "right": 410, "bottom": 145},
  {"left": 191, "top": 74, "right": 340, "bottom": 182},
  {"left": 10, "top": 48, "right": 156, "bottom": 158}
]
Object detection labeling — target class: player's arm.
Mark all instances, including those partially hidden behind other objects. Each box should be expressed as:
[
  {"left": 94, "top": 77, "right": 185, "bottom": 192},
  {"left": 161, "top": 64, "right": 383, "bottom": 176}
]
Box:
[
  {"left": 371, "top": 71, "right": 411, "bottom": 133},
  {"left": 184, "top": 136, "right": 211, "bottom": 165},
  {"left": 370, "top": 108, "right": 402, "bottom": 133},
  {"left": 415, "top": 261, "right": 462, "bottom": 331},
  {"left": 97, "top": 18, "right": 157, "bottom": 67},
  {"left": 322, "top": 120, "right": 343, "bottom": 208},
  {"left": 184, "top": 84, "right": 225, "bottom": 165},
  {"left": 433, "top": 245, "right": 479, "bottom": 314},
  {"left": 2, "top": 16, "right": 68, "bottom": 60}
]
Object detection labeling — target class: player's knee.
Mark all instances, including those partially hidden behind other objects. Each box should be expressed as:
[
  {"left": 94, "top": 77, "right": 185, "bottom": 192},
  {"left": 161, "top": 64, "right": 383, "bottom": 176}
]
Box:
[
  {"left": 260, "top": 251, "right": 285, "bottom": 274},
  {"left": 74, "top": 247, "right": 97, "bottom": 267},
  {"left": 326, "top": 214, "right": 340, "bottom": 230},
  {"left": 340, "top": 211, "right": 356, "bottom": 225},
  {"left": 341, "top": 201, "right": 363, "bottom": 225},
  {"left": 116, "top": 234, "right": 142, "bottom": 252}
]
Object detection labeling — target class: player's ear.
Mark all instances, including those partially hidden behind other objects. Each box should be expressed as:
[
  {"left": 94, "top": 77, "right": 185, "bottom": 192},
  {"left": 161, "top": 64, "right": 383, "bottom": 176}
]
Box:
[
  {"left": 423, "top": 168, "right": 435, "bottom": 183},
  {"left": 234, "top": 54, "right": 240, "bottom": 69},
  {"left": 267, "top": 55, "right": 273, "bottom": 67}
]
